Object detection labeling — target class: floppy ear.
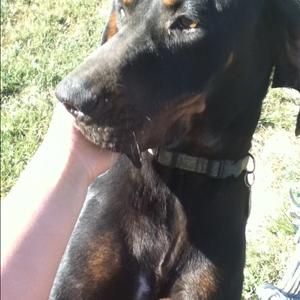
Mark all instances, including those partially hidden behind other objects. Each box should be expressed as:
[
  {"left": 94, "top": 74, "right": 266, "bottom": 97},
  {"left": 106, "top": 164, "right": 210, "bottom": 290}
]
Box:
[
  {"left": 269, "top": 0, "right": 300, "bottom": 136},
  {"left": 270, "top": 0, "right": 300, "bottom": 91},
  {"left": 101, "top": 4, "right": 119, "bottom": 45}
]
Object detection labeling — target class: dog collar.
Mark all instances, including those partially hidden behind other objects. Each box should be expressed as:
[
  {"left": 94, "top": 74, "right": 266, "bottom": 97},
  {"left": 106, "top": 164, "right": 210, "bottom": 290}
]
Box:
[{"left": 152, "top": 149, "right": 254, "bottom": 179}]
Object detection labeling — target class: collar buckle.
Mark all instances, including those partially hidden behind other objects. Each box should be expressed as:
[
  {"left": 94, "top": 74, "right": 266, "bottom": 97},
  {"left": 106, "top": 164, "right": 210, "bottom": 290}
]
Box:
[{"left": 244, "top": 153, "right": 256, "bottom": 188}]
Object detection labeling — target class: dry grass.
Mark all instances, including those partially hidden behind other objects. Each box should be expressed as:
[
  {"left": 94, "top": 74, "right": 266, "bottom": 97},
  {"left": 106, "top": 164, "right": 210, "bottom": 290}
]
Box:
[{"left": 244, "top": 88, "right": 300, "bottom": 299}]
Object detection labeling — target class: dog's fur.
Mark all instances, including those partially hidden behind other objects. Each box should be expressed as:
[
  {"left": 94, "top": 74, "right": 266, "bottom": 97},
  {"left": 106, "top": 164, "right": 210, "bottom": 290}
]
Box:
[{"left": 50, "top": 0, "right": 300, "bottom": 299}]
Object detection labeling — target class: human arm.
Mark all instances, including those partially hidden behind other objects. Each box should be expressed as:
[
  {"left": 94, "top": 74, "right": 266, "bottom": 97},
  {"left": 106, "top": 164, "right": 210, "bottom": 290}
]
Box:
[{"left": 1, "top": 103, "right": 119, "bottom": 300}]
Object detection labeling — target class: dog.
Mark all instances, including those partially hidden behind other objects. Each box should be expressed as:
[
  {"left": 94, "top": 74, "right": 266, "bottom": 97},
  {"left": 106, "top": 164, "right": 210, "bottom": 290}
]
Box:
[{"left": 50, "top": 0, "right": 300, "bottom": 299}]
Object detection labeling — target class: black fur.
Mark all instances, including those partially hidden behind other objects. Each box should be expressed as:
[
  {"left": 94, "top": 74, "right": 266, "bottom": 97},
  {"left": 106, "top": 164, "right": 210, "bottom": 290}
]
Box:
[{"left": 51, "top": 0, "right": 300, "bottom": 299}]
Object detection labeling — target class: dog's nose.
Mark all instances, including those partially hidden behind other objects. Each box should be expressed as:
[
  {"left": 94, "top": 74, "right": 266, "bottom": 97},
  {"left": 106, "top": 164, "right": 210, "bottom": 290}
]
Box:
[{"left": 55, "top": 77, "right": 98, "bottom": 115}]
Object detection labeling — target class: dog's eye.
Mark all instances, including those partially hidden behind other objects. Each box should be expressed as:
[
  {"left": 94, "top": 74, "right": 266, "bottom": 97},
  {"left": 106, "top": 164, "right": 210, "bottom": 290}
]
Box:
[{"left": 172, "top": 16, "right": 199, "bottom": 31}]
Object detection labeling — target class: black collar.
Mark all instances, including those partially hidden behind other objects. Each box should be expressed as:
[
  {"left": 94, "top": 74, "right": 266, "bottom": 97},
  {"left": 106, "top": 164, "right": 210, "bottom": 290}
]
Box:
[{"left": 154, "top": 149, "right": 253, "bottom": 179}]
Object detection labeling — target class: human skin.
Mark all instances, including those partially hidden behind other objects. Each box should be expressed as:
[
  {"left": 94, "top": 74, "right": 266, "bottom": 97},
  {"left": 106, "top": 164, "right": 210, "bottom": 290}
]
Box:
[{"left": 1, "top": 103, "right": 119, "bottom": 300}]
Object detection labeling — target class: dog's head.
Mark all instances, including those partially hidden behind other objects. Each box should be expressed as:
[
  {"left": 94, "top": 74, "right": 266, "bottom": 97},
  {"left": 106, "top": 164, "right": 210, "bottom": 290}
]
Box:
[{"left": 56, "top": 0, "right": 300, "bottom": 166}]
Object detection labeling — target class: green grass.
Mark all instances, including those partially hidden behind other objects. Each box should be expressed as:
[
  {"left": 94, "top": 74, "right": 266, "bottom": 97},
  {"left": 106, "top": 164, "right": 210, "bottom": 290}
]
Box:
[
  {"left": 1, "top": 94, "right": 53, "bottom": 196},
  {"left": 1, "top": 1, "right": 299, "bottom": 299},
  {"left": 1, "top": 0, "right": 110, "bottom": 98},
  {"left": 1, "top": 0, "right": 111, "bottom": 197}
]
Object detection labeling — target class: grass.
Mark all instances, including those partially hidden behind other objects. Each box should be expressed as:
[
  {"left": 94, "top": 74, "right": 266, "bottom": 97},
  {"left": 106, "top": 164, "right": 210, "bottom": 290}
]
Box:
[
  {"left": 244, "top": 202, "right": 297, "bottom": 299},
  {"left": 1, "top": 0, "right": 111, "bottom": 197},
  {"left": 1, "top": 0, "right": 110, "bottom": 97},
  {"left": 1, "top": 1, "right": 300, "bottom": 299},
  {"left": 243, "top": 89, "right": 300, "bottom": 299},
  {"left": 1, "top": 94, "right": 53, "bottom": 196}
]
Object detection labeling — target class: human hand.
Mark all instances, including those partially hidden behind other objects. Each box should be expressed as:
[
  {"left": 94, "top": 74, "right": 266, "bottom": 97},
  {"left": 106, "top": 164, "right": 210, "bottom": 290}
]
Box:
[{"left": 41, "top": 103, "right": 119, "bottom": 185}]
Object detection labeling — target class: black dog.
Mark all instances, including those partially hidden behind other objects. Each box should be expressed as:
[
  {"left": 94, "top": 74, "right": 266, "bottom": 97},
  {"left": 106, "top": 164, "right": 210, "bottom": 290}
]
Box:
[{"left": 50, "top": 0, "right": 300, "bottom": 299}]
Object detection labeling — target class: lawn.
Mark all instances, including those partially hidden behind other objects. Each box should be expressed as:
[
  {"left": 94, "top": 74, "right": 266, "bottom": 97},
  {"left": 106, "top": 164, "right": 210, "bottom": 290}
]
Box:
[{"left": 1, "top": 0, "right": 299, "bottom": 299}]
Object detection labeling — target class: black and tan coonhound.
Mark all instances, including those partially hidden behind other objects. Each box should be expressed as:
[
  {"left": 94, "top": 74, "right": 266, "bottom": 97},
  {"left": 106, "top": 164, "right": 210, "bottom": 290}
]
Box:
[{"left": 51, "top": 0, "right": 300, "bottom": 299}]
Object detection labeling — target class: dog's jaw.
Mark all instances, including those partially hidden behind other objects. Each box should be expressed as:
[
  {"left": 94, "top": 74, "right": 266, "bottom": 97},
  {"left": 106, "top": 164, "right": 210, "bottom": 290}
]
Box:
[
  {"left": 76, "top": 119, "right": 143, "bottom": 167},
  {"left": 65, "top": 91, "right": 208, "bottom": 168},
  {"left": 63, "top": 101, "right": 145, "bottom": 168}
]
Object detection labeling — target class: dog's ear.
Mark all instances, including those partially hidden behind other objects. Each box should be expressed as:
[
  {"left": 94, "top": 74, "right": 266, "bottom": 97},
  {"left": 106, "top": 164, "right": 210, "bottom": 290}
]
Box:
[
  {"left": 269, "top": 0, "right": 300, "bottom": 136},
  {"left": 269, "top": 0, "right": 300, "bottom": 92},
  {"left": 101, "top": 4, "right": 119, "bottom": 44}
]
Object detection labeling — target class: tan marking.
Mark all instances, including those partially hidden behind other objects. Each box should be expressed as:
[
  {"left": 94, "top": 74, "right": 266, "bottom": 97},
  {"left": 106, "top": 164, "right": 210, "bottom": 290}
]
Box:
[
  {"left": 190, "top": 21, "right": 199, "bottom": 29},
  {"left": 174, "top": 94, "right": 206, "bottom": 131},
  {"left": 141, "top": 94, "right": 206, "bottom": 148},
  {"left": 107, "top": 11, "right": 118, "bottom": 40},
  {"left": 171, "top": 262, "right": 218, "bottom": 299},
  {"left": 195, "top": 264, "right": 218, "bottom": 298},
  {"left": 123, "top": 0, "right": 134, "bottom": 6},
  {"left": 178, "top": 94, "right": 206, "bottom": 115},
  {"left": 225, "top": 52, "right": 234, "bottom": 69},
  {"left": 163, "top": 0, "right": 178, "bottom": 8},
  {"left": 86, "top": 232, "right": 121, "bottom": 283}
]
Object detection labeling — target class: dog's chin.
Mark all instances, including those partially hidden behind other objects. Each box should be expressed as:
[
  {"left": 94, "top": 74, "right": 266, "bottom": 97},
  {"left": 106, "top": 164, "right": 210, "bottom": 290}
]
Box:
[{"left": 75, "top": 119, "right": 143, "bottom": 168}]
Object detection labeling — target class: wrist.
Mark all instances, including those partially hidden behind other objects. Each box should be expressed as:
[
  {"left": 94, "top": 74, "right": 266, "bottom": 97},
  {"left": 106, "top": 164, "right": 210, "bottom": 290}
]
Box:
[
  {"left": 32, "top": 139, "right": 90, "bottom": 191},
  {"left": 36, "top": 103, "right": 119, "bottom": 187}
]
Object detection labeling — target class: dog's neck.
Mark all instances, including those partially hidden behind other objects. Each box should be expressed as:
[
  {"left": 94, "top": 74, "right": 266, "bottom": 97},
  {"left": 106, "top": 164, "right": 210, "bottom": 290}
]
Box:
[
  {"left": 161, "top": 102, "right": 260, "bottom": 163},
  {"left": 160, "top": 60, "right": 268, "bottom": 162}
]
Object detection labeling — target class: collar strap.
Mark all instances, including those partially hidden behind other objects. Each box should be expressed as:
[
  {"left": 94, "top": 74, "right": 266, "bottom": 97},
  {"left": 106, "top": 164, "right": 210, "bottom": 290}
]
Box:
[{"left": 156, "top": 149, "right": 250, "bottom": 179}]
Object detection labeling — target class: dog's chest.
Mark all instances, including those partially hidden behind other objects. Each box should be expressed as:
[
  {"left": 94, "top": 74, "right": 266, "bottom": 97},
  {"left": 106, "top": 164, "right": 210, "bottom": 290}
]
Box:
[{"left": 119, "top": 164, "right": 188, "bottom": 285}]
